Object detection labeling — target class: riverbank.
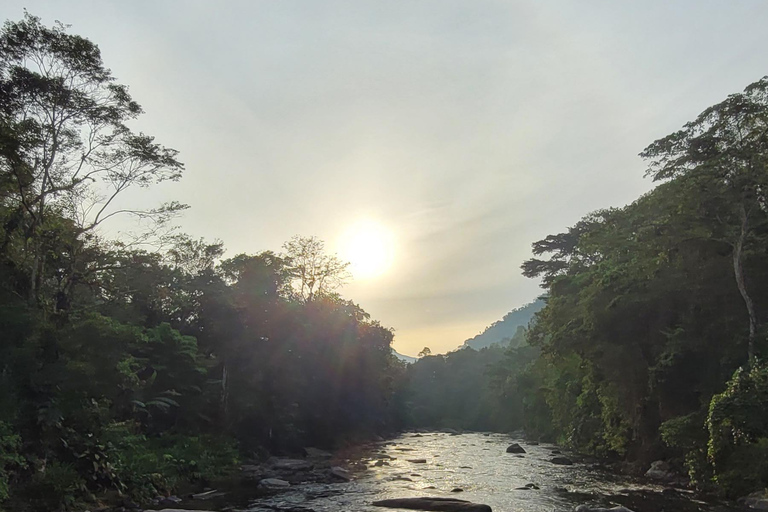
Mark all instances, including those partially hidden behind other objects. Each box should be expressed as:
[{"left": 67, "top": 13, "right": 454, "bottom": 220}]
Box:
[{"left": 134, "top": 431, "right": 749, "bottom": 512}]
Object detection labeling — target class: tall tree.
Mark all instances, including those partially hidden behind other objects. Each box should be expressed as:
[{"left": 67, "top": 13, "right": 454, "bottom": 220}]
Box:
[
  {"left": 0, "top": 13, "right": 185, "bottom": 307},
  {"left": 282, "top": 235, "right": 350, "bottom": 302},
  {"left": 641, "top": 77, "right": 768, "bottom": 362}
]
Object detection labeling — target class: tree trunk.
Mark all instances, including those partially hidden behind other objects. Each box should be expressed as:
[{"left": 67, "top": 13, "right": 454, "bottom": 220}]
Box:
[{"left": 733, "top": 203, "right": 757, "bottom": 363}]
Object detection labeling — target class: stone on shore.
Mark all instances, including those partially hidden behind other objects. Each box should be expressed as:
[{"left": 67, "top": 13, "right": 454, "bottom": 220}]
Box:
[
  {"left": 644, "top": 460, "right": 677, "bottom": 482},
  {"left": 260, "top": 478, "right": 291, "bottom": 488},
  {"left": 740, "top": 490, "right": 768, "bottom": 510},
  {"left": 373, "top": 497, "right": 491, "bottom": 512}
]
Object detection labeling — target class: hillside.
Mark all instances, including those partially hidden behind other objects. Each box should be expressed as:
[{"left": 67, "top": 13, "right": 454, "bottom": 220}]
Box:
[
  {"left": 462, "top": 299, "right": 544, "bottom": 350},
  {"left": 393, "top": 349, "right": 417, "bottom": 364}
]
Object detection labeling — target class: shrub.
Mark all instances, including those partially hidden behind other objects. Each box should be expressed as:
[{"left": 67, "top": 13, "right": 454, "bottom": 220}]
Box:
[
  {"left": 707, "top": 362, "right": 768, "bottom": 497},
  {"left": 0, "top": 422, "right": 24, "bottom": 506}
]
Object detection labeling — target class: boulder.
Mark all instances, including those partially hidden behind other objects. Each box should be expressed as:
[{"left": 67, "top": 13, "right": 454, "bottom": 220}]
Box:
[
  {"left": 740, "top": 490, "right": 768, "bottom": 510},
  {"left": 330, "top": 466, "right": 351, "bottom": 481},
  {"left": 644, "top": 460, "right": 677, "bottom": 482},
  {"left": 259, "top": 478, "right": 290, "bottom": 488},
  {"left": 372, "top": 497, "right": 491, "bottom": 512},
  {"left": 550, "top": 456, "right": 573, "bottom": 465},
  {"left": 505, "top": 443, "right": 526, "bottom": 454}
]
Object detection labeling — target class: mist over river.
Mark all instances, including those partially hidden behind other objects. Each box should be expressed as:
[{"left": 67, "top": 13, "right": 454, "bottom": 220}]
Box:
[{"left": 238, "top": 432, "right": 742, "bottom": 512}]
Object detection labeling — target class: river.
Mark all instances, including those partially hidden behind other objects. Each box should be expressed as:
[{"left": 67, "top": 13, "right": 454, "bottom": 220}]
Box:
[{"left": 232, "top": 431, "right": 743, "bottom": 512}]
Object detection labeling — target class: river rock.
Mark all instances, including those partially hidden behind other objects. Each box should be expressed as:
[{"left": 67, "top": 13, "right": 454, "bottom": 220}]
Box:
[
  {"left": 574, "top": 506, "right": 635, "bottom": 512},
  {"left": 506, "top": 443, "right": 526, "bottom": 454},
  {"left": 550, "top": 456, "right": 573, "bottom": 465},
  {"left": 372, "top": 497, "right": 492, "bottom": 512},
  {"left": 330, "top": 466, "right": 352, "bottom": 481},
  {"left": 272, "top": 458, "right": 313, "bottom": 471},
  {"left": 740, "top": 490, "right": 768, "bottom": 510},
  {"left": 451, "top": 488, "right": 463, "bottom": 492},
  {"left": 304, "top": 447, "right": 332, "bottom": 459},
  {"left": 408, "top": 458, "right": 428, "bottom": 463},
  {"left": 644, "top": 460, "right": 676, "bottom": 482},
  {"left": 260, "top": 478, "right": 291, "bottom": 488}
]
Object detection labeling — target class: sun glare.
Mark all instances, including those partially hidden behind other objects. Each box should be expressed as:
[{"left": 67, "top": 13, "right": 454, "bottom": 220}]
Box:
[{"left": 338, "top": 220, "right": 395, "bottom": 280}]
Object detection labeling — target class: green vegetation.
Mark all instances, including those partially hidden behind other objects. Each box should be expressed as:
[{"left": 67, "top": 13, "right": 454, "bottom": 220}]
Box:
[
  {"left": 513, "top": 75, "right": 768, "bottom": 496},
  {"left": 401, "top": 76, "right": 768, "bottom": 499},
  {"left": 4, "top": 10, "right": 768, "bottom": 509},
  {"left": 0, "top": 14, "right": 402, "bottom": 510}
]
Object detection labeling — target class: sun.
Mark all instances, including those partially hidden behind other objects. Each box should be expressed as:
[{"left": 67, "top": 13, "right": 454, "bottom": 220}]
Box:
[{"left": 338, "top": 220, "right": 395, "bottom": 280}]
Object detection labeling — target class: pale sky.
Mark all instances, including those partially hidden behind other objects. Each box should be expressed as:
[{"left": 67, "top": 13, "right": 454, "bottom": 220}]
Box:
[{"left": 10, "top": 1, "right": 768, "bottom": 355}]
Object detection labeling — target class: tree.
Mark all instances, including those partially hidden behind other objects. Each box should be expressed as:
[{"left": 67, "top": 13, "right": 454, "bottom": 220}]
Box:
[
  {"left": 418, "top": 347, "right": 431, "bottom": 358},
  {"left": 641, "top": 77, "right": 768, "bottom": 363},
  {"left": 282, "top": 235, "right": 350, "bottom": 302},
  {"left": 0, "top": 12, "right": 186, "bottom": 307}
]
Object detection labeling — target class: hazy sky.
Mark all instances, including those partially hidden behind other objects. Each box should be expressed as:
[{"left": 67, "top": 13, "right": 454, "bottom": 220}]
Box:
[{"left": 11, "top": 1, "right": 768, "bottom": 355}]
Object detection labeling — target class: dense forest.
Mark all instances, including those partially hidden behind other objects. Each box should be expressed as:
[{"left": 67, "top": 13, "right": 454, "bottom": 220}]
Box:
[
  {"left": 0, "top": 15, "right": 405, "bottom": 511},
  {"left": 397, "top": 63, "right": 768, "bottom": 503},
  {"left": 3, "top": 12, "right": 768, "bottom": 511}
]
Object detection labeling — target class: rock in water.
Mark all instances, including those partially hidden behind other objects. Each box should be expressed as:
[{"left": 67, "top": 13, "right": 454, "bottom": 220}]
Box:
[
  {"left": 407, "top": 458, "right": 427, "bottom": 463},
  {"left": 373, "top": 497, "right": 491, "bottom": 512},
  {"left": 330, "top": 466, "right": 351, "bottom": 481},
  {"left": 550, "top": 456, "right": 573, "bottom": 465},
  {"left": 506, "top": 443, "right": 526, "bottom": 454}
]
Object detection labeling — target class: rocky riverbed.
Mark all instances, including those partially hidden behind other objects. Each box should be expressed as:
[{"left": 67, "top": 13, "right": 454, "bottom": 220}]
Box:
[{"left": 149, "top": 431, "right": 750, "bottom": 512}]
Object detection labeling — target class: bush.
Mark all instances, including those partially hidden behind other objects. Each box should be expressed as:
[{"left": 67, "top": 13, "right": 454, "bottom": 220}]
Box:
[
  {"left": 0, "top": 422, "right": 24, "bottom": 506},
  {"left": 660, "top": 412, "right": 712, "bottom": 488},
  {"left": 707, "top": 362, "right": 768, "bottom": 497},
  {"left": 19, "top": 461, "right": 86, "bottom": 512},
  {"left": 103, "top": 424, "right": 238, "bottom": 502}
]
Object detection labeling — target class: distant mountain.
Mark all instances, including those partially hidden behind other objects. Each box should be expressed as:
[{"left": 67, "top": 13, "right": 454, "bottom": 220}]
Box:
[
  {"left": 393, "top": 349, "right": 417, "bottom": 364},
  {"left": 462, "top": 299, "right": 545, "bottom": 350}
]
